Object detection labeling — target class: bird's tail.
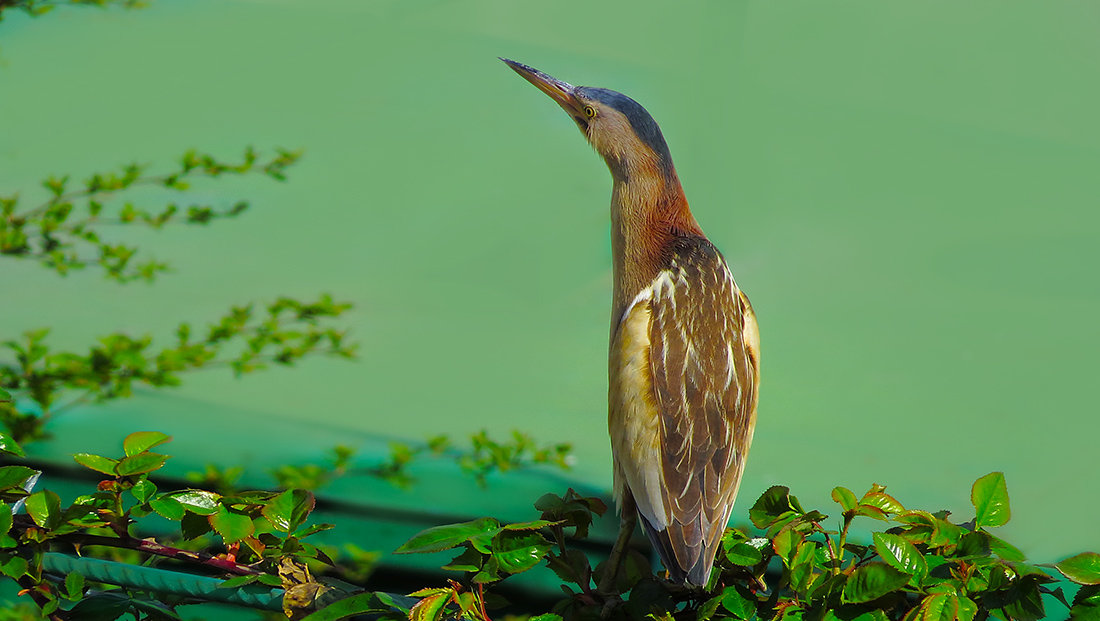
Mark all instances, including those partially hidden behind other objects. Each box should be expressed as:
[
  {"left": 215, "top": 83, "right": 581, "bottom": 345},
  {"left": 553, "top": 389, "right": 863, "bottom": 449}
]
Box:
[{"left": 638, "top": 514, "right": 714, "bottom": 587}]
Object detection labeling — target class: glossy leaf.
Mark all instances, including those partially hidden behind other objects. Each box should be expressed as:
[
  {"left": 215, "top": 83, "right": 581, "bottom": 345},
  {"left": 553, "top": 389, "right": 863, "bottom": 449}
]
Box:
[
  {"left": 123, "top": 431, "right": 171, "bottom": 456},
  {"left": 171, "top": 490, "right": 220, "bottom": 515},
  {"left": 0, "top": 465, "right": 38, "bottom": 490},
  {"left": 115, "top": 452, "right": 168, "bottom": 476},
  {"left": 131, "top": 478, "right": 157, "bottom": 504},
  {"left": 860, "top": 492, "right": 905, "bottom": 515},
  {"left": 971, "top": 472, "right": 1010, "bottom": 528},
  {"left": 919, "top": 594, "right": 958, "bottom": 621},
  {"left": 721, "top": 584, "right": 757, "bottom": 619},
  {"left": 395, "top": 517, "right": 501, "bottom": 554},
  {"left": 0, "top": 387, "right": 10, "bottom": 401},
  {"left": 262, "top": 489, "right": 315, "bottom": 533},
  {"left": 0, "top": 431, "right": 25, "bottom": 457},
  {"left": 26, "top": 489, "right": 62, "bottom": 528},
  {"left": 873, "top": 532, "right": 927, "bottom": 580},
  {"left": 149, "top": 495, "right": 185, "bottom": 520},
  {"left": 842, "top": 562, "right": 910, "bottom": 603},
  {"left": 750, "top": 485, "right": 801, "bottom": 529},
  {"left": 726, "top": 541, "right": 764, "bottom": 566},
  {"left": 210, "top": 505, "right": 254, "bottom": 543},
  {"left": 832, "top": 486, "right": 858, "bottom": 513},
  {"left": 491, "top": 530, "right": 552, "bottom": 574},
  {"left": 956, "top": 596, "right": 978, "bottom": 621},
  {"left": 1055, "top": 552, "right": 1100, "bottom": 585},
  {"left": 73, "top": 453, "right": 119, "bottom": 476}
]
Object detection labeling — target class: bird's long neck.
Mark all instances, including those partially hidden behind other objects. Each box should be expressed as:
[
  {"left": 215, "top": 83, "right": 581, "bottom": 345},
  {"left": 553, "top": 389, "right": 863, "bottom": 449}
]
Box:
[{"left": 609, "top": 165, "right": 702, "bottom": 327}]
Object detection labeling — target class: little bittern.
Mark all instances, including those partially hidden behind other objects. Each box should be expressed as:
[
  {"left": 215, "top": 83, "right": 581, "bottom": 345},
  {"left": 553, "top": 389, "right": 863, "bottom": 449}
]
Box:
[{"left": 504, "top": 59, "right": 760, "bottom": 587}]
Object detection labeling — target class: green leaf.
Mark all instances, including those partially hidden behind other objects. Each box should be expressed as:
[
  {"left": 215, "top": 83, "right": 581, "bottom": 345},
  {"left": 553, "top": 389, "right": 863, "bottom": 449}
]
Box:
[
  {"left": 300, "top": 592, "right": 411, "bottom": 620},
  {"left": 64, "top": 572, "right": 85, "bottom": 600},
  {"left": 409, "top": 591, "right": 452, "bottom": 621},
  {"left": 832, "top": 486, "right": 858, "bottom": 513},
  {"left": 1055, "top": 552, "right": 1100, "bottom": 585},
  {"left": 919, "top": 594, "right": 958, "bottom": 621},
  {"left": 123, "top": 431, "right": 171, "bottom": 456},
  {"left": 726, "top": 542, "right": 764, "bottom": 566},
  {"left": 131, "top": 478, "right": 157, "bottom": 504},
  {"left": 0, "top": 465, "right": 38, "bottom": 490},
  {"left": 721, "top": 584, "right": 757, "bottom": 619},
  {"left": 956, "top": 596, "right": 978, "bottom": 621},
  {"left": 529, "top": 615, "right": 564, "bottom": 621},
  {"left": 0, "top": 387, "right": 10, "bottom": 402},
  {"left": 171, "top": 490, "right": 220, "bottom": 515},
  {"left": 773, "top": 528, "right": 803, "bottom": 567},
  {"left": 442, "top": 546, "right": 484, "bottom": 572},
  {"left": 750, "top": 485, "right": 801, "bottom": 529},
  {"left": 502, "top": 519, "right": 557, "bottom": 531},
  {"left": 210, "top": 505, "right": 254, "bottom": 543},
  {"left": 873, "top": 532, "right": 927, "bottom": 581},
  {"left": 262, "top": 489, "right": 315, "bottom": 533},
  {"left": 26, "top": 490, "right": 62, "bottom": 528},
  {"left": 1070, "top": 585, "right": 1100, "bottom": 621},
  {"left": 0, "top": 508, "right": 12, "bottom": 546},
  {"left": 395, "top": 517, "right": 502, "bottom": 554},
  {"left": 1003, "top": 577, "right": 1046, "bottom": 621},
  {"left": 491, "top": 530, "right": 552, "bottom": 575},
  {"left": 956, "top": 531, "right": 992, "bottom": 558},
  {"left": 0, "top": 555, "right": 28, "bottom": 579},
  {"left": 150, "top": 495, "right": 185, "bottom": 520},
  {"left": 0, "top": 431, "right": 25, "bottom": 457},
  {"left": 115, "top": 452, "right": 168, "bottom": 476},
  {"left": 73, "top": 453, "right": 119, "bottom": 476},
  {"left": 841, "top": 562, "right": 910, "bottom": 603},
  {"left": 859, "top": 492, "right": 905, "bottom": 515},
  {"left": 972, "top": 472, "right": 1010, "bottom": 528}
]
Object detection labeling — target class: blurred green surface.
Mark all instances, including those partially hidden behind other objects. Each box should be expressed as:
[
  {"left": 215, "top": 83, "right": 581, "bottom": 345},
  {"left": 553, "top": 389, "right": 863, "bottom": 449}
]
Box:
[{"left": 0, "top": 0, "right": 1097, "bottom": 567}]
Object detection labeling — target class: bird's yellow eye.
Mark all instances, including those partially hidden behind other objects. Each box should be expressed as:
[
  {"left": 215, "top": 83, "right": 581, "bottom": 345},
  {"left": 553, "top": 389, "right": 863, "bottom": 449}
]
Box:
[{"left": 584, "top": 105, "right": 597, "bottom": 118}]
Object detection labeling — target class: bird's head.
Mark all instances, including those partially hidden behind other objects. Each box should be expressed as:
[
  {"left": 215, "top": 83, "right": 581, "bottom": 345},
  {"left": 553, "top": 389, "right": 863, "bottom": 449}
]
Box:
[{"left": 502, "top": 58, "right": 675, "bottom": 183}]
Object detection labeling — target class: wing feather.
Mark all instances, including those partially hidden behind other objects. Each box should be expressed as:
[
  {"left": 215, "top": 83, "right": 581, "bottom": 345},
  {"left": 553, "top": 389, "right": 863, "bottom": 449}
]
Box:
[{"left": 611, "top": 236, "right": 760, "bottom": 586}]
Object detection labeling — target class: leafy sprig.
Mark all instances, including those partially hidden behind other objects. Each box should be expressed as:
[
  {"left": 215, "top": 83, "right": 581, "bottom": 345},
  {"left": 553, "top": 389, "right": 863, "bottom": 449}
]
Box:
[
  {"left": 0, "top": 147, "right": 300, "bottom": 282},
  {"left": 0, "top": 294, "right": 355, "bottom": 444}
]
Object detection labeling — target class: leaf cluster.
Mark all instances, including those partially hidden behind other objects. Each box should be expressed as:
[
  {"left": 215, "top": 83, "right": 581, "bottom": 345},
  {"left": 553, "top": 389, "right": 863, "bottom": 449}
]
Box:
[
  {"left": 0, "top": 432, "right": 350, "bottom": 618},
  {"left": 0, "top": 294, "right": 355, "bottom": 444},
  {"left": 377, "top": 475, "right": 1100, "bottom": 621},
  {"left": 0, "top": 148, "right": 299, "bottom": 282}
]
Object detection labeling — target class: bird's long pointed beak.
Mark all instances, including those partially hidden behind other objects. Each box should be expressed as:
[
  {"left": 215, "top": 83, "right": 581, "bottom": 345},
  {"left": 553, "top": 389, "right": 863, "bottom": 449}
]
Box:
[{"left": 501, "top": 58, "right": 585, "bottom": 117}]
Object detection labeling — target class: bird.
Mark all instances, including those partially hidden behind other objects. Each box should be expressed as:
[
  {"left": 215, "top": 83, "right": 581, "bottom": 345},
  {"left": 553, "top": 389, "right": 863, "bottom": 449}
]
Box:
[{"left": 502, "top": 58, "right": 760, "bottom": 588}]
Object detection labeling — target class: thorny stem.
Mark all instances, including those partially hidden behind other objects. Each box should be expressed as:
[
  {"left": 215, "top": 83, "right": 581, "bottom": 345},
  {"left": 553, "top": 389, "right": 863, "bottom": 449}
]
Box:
[{"left": 12, "top": 516, "right": 262, "bottom": 576}]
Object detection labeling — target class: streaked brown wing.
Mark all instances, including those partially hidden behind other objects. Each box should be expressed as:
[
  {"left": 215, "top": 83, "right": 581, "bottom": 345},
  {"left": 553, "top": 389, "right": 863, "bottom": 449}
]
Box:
[{"left": 645, "top": 236, "right": 759, "bottom": 585}]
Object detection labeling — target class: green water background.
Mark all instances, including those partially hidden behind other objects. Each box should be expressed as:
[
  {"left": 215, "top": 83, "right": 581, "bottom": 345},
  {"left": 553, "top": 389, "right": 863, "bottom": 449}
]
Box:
[{"left": 1, "top": 0, "right": 1097, "bottom": 562}]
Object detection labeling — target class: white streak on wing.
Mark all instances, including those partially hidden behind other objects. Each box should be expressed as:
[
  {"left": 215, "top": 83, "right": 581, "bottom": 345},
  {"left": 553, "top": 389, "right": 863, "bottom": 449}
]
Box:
[{"left": 725, "top": 342, "right": 736, "bottom": 389}]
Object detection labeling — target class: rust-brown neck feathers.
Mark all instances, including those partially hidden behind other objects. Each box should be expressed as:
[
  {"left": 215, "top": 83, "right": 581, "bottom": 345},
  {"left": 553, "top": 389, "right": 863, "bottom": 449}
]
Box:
[{"left": 605, "top": 146, "right": 703, "bottom": 328}]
